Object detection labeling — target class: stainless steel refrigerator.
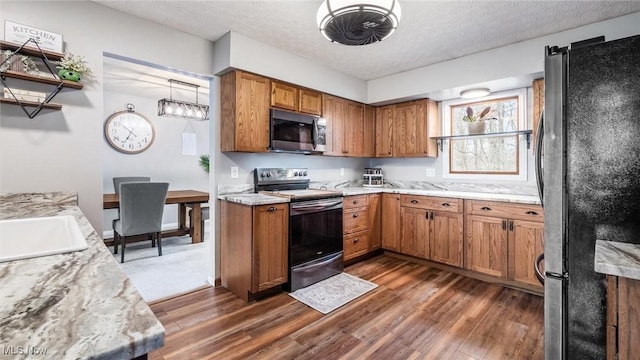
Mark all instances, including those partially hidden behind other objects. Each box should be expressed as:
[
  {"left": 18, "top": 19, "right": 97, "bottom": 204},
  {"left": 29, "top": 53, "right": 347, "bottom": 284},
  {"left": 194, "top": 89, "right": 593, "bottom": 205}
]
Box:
[{"left": 536, "top": 34, "right": 640, "bottom": 359}]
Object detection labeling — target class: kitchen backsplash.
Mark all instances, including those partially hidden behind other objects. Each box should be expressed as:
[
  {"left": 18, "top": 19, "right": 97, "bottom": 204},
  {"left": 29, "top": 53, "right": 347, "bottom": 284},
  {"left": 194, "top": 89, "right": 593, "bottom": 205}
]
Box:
[{"left": 218, "top": 179, "right": 538, "bottom": 197}]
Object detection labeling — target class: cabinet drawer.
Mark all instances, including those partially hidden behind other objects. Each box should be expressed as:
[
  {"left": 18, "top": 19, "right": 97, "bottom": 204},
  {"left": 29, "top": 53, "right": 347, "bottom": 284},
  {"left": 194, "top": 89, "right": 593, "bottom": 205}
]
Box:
[
  {"left": 344, "top": 207, "right": 368, "bottom": 234},
  {"left": 466, "top": 200, "right": 544, "bottom": 222},
  {"left": 344, "top": 195, "right": 368, "bottom": 209},
  {"left": 344, "top": 231, "right": 370, "bottom": 260},
  {"left": 401, "top": 195, "right": 462, "bottom": 213}
]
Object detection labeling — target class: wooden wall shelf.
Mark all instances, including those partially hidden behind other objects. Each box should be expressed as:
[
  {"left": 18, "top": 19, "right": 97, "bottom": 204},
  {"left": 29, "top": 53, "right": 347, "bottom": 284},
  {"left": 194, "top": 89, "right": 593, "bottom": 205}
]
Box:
[
  {"left": 0, "top": 40, "right": 65, "bottom": 61},
  {"left": 0, "top": 38, "right": 84, "bottom": 118}
]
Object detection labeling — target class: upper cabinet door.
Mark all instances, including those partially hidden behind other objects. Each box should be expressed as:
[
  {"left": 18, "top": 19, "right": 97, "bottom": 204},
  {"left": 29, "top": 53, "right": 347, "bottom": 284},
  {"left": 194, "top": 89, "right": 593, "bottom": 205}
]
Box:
[
  {"left": 271, "top": 81, "right": 298, "bottom": 112},
  {"left": 221, "top": 70, "right": 271, "bottom": 152},
  {"left": 344, "top": 100, "right": 364, "bottom": 156},
  {"left": 394, "top": 99, "right": 439, "bottom": 157},
  {"left": 375, "top": 105, "right": 395, "bottom": 157},
  {"left": 363, "top": 105, "right": 376, "bottom": 157},
  {"left": 532, "top": 78, "right": 544, "bottom": 151},
  {"left": 322, "top": 94, "right": 345, "bottom": 156},
  {"left": 299, "top": 89, "right": 323, "bottom": 116}
]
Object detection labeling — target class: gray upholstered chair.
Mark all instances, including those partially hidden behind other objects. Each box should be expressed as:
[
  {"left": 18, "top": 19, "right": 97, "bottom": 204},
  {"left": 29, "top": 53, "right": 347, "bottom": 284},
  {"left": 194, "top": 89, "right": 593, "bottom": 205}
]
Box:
[
  {"left": 113, "top": 176, "right": 150, "bottom": 194},
  {"left": 113, "top": 182, "right": 169, "bottom": 263},
  {"left": 112, "top": 177, "right": 150, "bottom": 254}
]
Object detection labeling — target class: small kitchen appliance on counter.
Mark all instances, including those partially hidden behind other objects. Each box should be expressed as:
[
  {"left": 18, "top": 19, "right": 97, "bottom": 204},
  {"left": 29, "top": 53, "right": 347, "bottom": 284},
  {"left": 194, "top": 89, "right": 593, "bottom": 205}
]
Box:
[
  {"left": 363, "top": 167, "right": 383, "bottom": 187},
  {"left": 254, "top": 168, "right": 344, "bottom": 292}
]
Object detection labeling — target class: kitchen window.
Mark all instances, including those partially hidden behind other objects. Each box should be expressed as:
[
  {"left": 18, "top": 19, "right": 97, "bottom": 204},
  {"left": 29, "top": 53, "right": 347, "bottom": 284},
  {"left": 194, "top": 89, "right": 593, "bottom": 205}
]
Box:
[{"left": 442, "top": 89, "right": 528, "bottom": 181}]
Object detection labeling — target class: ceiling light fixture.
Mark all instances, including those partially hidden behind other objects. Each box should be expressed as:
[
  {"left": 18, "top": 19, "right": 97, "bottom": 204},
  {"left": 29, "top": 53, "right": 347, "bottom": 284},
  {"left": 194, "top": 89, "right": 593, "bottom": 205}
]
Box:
[
  {"left": 317, "top": 0, "right": 402, "bottom": 46},
  {"left": 157, "top": 79, "right": 209, "bottom": 121},
  {"left": 460, "top": 88, "right": 491, "bottom": 99}
]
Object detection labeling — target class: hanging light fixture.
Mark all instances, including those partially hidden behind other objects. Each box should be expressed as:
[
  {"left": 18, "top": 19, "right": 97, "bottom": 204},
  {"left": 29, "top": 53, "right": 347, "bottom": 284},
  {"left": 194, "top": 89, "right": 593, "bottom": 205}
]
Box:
[
  {"left": 460, "top": 88, "right": 491, "bottom": 99},
  {"left": 157, "top": 79, "right": 209, "bottom": 121},
  {"left": 317, "top": 0, "right": 402, "bottom": 46}
]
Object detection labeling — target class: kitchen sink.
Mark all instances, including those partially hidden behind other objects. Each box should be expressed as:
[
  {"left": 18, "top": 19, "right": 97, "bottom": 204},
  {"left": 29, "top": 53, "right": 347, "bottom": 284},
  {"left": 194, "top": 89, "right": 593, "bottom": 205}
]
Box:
[{"left": 0, "top": 215, "right": 88, "bottom": 263}]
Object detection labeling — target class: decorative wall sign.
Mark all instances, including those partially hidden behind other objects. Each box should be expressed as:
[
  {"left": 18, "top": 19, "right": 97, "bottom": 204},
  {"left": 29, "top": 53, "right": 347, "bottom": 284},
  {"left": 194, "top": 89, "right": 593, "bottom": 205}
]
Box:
[{"left": 4, "top": 21, "right": 63, "bottom": 53}]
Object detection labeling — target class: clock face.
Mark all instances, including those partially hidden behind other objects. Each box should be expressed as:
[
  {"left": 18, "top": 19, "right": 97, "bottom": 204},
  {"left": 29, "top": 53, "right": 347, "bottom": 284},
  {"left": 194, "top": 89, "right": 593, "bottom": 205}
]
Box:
[{"left": 104, "top": 111, "right": 155, "bottom": 154}]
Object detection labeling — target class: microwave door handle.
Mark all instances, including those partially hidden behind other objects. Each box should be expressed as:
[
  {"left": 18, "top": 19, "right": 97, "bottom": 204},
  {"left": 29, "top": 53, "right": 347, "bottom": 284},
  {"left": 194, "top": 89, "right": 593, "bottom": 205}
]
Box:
[{"left": 312, "top": 119, "right": 318, "bottom": 149}]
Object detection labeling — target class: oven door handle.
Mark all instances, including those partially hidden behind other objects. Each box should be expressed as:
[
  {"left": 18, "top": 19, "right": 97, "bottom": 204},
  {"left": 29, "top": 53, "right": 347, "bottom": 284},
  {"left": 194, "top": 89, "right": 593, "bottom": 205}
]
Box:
[
  {"left": 290, "top": 200, "right": 343, "bottom": 215},
  {"left": 292, "top": 253, "right": 342, "bottom": 272}
]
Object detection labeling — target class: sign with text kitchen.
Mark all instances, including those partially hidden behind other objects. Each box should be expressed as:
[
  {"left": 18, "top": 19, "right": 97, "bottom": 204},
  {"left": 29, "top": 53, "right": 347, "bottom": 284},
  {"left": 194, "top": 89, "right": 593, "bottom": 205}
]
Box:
[{"left": 4, "top": 21, "right": 63, "bottom": 53}]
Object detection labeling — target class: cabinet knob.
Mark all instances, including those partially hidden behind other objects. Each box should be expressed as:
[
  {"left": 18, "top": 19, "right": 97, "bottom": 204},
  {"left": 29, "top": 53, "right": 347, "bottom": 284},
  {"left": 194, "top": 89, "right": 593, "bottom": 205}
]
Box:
[
  {"left": 353, "top": 200, "right": 359, "bottom": 204},
  {"left": 502, "top": 220, "right": 507, "bottom": 230},
  {"left": 353, "top": 238, "right": 359, "bottom": 243},
  {"left": 353, "top": 213, "right": 359, "bottom": 218},
  {"left": 441, "top": 203, "right": 450, "bottom": 207},
  {"left": 267, "top": 207, "right": 277, "bottom": 212},
  {"left": 411, "top": 199, "right": 419, "bottom": 204},
  {"left": 526, "top": 211, "right": 539, "bottom": 216},
  {"left": 481, "top": 207, "right": 492, "bottom": 211}
]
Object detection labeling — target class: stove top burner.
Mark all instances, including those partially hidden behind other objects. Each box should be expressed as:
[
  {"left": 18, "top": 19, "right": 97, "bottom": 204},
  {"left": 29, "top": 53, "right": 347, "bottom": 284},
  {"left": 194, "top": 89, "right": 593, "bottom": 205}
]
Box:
[{"left": 254, "top": 167, "right": 343, "bottom": 201}]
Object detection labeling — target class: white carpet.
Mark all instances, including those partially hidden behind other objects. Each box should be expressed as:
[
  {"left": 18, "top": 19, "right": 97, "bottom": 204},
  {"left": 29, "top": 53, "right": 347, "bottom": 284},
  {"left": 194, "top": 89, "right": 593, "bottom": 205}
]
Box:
[
  {"left": 289, "top": 273, "right": 378, "bottom": 314},
  {"left": 110, "top": 236, "right": 211, "bottom": 302}
]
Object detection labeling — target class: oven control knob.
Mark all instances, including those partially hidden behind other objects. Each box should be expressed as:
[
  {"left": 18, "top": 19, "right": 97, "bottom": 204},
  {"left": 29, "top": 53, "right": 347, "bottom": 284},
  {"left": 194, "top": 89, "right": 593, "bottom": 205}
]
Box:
[
  {"left": 294, "top": 171, "right": 298, "bottom": 176},
  {"left": 303, "top": 171, "right": 308, "bottom": 176},
  {"left": 261, "top": 172, "right": 267, "bottom": 178},
  {"left": 266, "top": 172, "right": 271, "bottom": 177}
]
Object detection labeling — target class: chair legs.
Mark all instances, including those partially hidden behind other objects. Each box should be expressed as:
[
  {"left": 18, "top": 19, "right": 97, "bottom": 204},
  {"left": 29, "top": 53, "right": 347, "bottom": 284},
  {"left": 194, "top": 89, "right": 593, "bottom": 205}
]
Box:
[
  {"left": 156, "top": 232, "right": 163, "bottom": 257},
  {"left": 121, "top": 235, "right": 127, "bottom": 263},
  {"left": 113, "top": 233, "right": 118, "bottom": 254}
]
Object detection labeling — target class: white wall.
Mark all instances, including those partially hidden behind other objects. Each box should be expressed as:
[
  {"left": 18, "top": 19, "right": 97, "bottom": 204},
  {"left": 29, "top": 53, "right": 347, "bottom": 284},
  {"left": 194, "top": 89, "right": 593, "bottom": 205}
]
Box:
[
  {"left": 102, "top": 88, "right": 209, "bottom": 236},
  {"left": 214, "top": 32, "right": 368, "bottom": 103},
  {"left": 368, "top": 12, "right": 640, "bottom": 104},
  {"left": 0, "top": 1, "right": 215, "bottom": 233}
]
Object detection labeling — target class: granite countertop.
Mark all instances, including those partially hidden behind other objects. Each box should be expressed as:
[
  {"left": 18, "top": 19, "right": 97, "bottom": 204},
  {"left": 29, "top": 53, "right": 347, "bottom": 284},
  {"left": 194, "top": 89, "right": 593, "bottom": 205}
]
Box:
[
  {"left": 594, "top": 240, "right": 640, "bottom": 280},
  {"left": 219, "top": 188, "right": 540, "bottom": 205},
  {"left": 0, "top": 192, "right": 164, "bottom": 360}
]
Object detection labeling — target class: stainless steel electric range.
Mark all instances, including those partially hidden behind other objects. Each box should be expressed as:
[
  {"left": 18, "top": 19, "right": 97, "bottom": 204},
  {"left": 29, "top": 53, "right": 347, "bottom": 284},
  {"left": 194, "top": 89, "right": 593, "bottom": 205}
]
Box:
[{"left": 254, "top": 168, "right": 344, "bottom": 292}]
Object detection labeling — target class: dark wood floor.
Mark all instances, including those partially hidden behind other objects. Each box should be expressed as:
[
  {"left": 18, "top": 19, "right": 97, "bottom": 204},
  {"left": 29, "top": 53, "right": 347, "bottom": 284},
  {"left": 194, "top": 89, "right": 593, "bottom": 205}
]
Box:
[{"left": 149, "top": 255, "right": 544, "bottom": 360}]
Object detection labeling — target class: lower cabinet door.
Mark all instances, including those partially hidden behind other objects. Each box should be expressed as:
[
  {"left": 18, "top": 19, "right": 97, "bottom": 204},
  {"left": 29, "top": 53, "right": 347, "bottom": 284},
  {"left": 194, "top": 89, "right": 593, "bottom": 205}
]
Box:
[
  {"left": 509, "top": 219, "right": 544, "bottom": 287},
  {"left": 400, "top": 206, "right": 430, "bottom": 259},
  {"left": 431, "top": 211, "right": 463, "bottom": 267},
  {"left": 381, "top": 194, "right": 401, "bottom": 251},
  {"left": 464, "top": 215, "right": 508, "bottom": 278},
  {"left": 253, "top": 204, "right": 289, "bottom": 292}
]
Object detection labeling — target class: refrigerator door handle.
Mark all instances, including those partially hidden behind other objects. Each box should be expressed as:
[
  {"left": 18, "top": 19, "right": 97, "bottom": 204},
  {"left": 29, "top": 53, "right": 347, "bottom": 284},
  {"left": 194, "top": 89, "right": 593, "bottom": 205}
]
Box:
[
  {"left": 545, "top": 271, "right": 569, "bottom": 280},
  {"left": 534, "top": 253, "right": 545, "bottom": 284},
  {"left": 535, "top": 110, "right": 544, "bottom": 207}
]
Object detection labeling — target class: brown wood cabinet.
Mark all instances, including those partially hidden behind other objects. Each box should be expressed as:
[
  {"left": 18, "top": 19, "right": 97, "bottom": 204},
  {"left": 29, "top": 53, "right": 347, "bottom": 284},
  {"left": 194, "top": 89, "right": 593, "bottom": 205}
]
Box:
[
  {"left": 343, "top": 194, "right": 381, "bottom": 261},
  {"left": 375, "top": 99, "right": 440, "bottom": 158},
  {"left": 271, "top": 80, "right": 323, "bottom": 116},
  {"left": 322, "top": 94, "right": 366, "bottom": 157},
  {"left": 363, "top": 105, "right": 376, "bottom": 157},
  {"left": 398, "top": 195, "right": 464, "bottom": 267},
  {"left": 221, "top": 70, "right": 271, "bottom": 152},
  {"left": 464, "top": 200, "right": 544, "bottom": 288},
  {"left": 607, "top": 275, "right": 640, "bottom": 360},
  {"left": 381, "top": 193, "right": 401, "bottom": 252},
  {"left": 532, "top": 78, "right": 544, "bottom": 151},
  {"left": 221, "top": 201, "right": 288, "bottom": 302}
]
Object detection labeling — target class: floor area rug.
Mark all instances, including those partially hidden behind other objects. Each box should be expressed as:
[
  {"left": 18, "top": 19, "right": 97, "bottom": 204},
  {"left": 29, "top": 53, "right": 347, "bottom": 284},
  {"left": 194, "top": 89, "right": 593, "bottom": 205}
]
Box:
[
  {"left": 288, "top": 273, "right": 378, "bottom": 314},
  {"left": 109, "top": 236, "right": 211, "bottom": 302}
]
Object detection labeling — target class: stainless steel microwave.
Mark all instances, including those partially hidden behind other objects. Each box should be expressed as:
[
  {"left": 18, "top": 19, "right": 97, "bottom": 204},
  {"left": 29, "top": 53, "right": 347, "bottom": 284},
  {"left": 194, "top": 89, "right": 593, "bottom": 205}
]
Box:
[{"left": 270, "top": 109, "right": 326, "bottom": 154}]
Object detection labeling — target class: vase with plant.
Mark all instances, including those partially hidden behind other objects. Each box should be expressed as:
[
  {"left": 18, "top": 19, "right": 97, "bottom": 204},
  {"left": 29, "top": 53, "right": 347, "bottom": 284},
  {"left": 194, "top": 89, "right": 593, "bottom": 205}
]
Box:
[
  {"left": 462, "top": 106, "right": 493, "bottom": 134},
  {"left": 199, "top": 154, "right": 210, "bottom": 173},
  {"left": 55, "top": 52, "right": 92, "bottom": 82}
]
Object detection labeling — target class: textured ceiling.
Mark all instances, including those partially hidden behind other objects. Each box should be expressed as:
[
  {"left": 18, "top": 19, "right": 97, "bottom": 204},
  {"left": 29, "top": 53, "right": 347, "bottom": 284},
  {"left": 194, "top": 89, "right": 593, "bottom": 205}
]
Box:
[{"left": 92, "top": 0, "right": 640, "bottom": 81}]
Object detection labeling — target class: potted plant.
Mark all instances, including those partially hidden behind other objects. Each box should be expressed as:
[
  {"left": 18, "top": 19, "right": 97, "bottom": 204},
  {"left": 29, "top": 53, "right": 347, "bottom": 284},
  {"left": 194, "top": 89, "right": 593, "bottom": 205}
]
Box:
[
  {"left": 199, "top": 154, "right": 210, "bottom": 173},
  {"left": 462, "top": 106, "right": 493, "bottom": 134},
  {"left": 55, "top": 52, "right": 92, "bottom": 82}
]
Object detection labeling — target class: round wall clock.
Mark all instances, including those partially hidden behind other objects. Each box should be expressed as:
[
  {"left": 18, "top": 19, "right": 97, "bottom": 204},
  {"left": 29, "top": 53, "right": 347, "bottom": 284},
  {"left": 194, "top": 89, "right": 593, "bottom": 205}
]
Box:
[{"left": 104, "top": 108, "right": 155, "bottom": 154}]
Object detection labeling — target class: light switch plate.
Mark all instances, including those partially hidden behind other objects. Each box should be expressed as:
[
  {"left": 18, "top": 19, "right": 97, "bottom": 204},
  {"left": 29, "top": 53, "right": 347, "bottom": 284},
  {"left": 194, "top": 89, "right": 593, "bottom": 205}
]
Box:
[
  {"left": 426, "top": 168, "right": 436, "bottom": 177},
  {"left": 340, "top": 168, "right": 345, "bottom": 176},
  {"left": 231, "top": 166, "right": 239, "bottom": 178}
]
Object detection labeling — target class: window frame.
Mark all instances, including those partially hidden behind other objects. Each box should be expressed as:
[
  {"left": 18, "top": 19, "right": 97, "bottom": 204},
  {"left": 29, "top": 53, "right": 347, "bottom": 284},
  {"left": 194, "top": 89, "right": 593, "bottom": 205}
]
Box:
[{"left": 441, "top": 88, "right": 528, "bottom": 182}]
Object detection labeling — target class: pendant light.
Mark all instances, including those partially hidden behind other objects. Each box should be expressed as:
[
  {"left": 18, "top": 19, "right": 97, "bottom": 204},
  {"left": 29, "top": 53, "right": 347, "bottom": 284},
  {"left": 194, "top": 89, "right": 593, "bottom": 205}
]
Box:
[
  {"left": 317, "top": 0, "right": 402, "bottom": 46},
  {"left": 157, "top": 79, "right": 209, "bottom": 121}
]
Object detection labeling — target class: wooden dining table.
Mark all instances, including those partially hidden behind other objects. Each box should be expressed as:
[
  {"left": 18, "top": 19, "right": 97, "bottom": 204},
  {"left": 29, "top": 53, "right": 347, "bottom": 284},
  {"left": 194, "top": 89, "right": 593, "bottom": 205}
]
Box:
[{"left": 103, "top": 190, "right": 210, "bottom": 244}]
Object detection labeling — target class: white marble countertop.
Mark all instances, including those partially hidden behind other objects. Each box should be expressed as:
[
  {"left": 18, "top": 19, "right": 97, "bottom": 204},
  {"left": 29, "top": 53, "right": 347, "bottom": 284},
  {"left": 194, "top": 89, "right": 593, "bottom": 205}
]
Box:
[
  {"left": 219, "top": 187, "right": 541, "bottom": 205},
  {"left": 594, "top": 240, "right": 640, "bottom": 280},
  {"left": 0, "top": 192, "right": 164, "bottom": 360}
]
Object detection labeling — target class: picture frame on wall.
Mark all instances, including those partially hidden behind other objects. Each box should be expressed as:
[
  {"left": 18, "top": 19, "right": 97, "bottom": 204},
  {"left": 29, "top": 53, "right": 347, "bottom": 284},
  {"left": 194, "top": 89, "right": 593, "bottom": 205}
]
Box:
[{"left": 4, "top": 20, "right": 63, "bottom": 53}]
